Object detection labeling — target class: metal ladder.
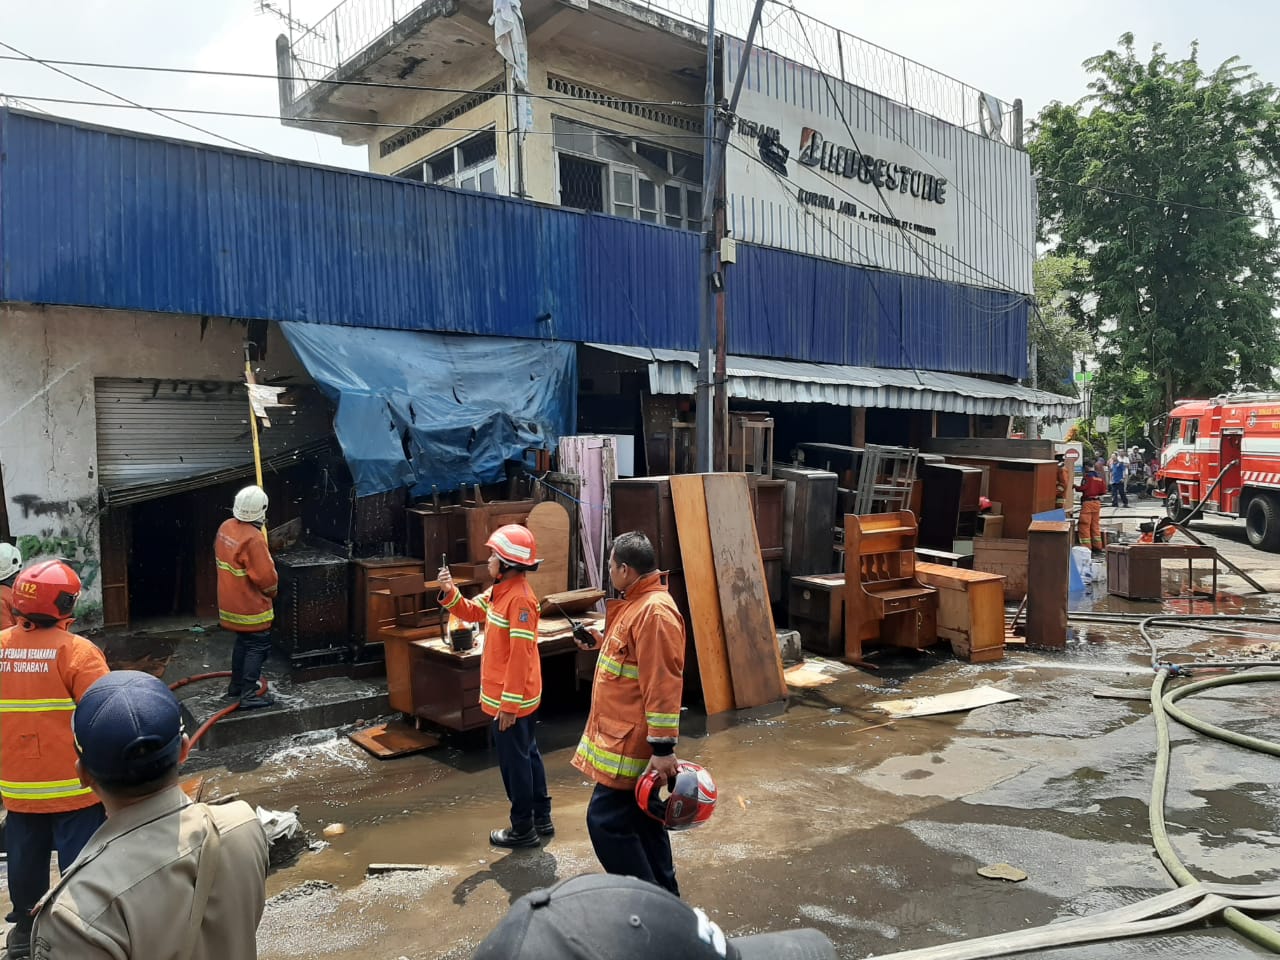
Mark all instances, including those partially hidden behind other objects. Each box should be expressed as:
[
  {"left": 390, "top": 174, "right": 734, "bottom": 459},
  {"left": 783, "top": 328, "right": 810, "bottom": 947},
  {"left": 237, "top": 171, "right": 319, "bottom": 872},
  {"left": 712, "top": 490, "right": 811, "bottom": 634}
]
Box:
[{"left": 852, "top": 443, "right": 919, "bottom": 515}]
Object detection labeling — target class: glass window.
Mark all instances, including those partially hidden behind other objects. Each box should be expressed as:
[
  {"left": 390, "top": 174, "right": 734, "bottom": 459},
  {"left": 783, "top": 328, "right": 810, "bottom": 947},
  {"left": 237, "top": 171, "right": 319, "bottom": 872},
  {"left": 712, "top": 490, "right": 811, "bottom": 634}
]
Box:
[
  {"left": 671, "top": 150, "right": 702, "bottom": 180},
  {"left": 664, "top": 184, "right": 683, "bottom": 227},
  {"left": 686, "top": 188, "right": 703, "bottom": 227},
  {"left": 552, "top": 117, "right": 597, "bottom": 155},
  {"left": 428, "top": 152, "right": 455, "bottom": 182},
  {"left": 635, "top": 142, "right": 669, "bottom": 171},
  {"left": 479, "top": 168, "right": 497, "bottom": 194},
  {"left": 639, "top": 178, "right": 657, "bottom": 210},
  {"left": 1184, "top": 419, "right": 1199, "bottom": 443},
  {"left": 460, "top": 131, "right": 497, "bottom": 168},
  {"left": 1166, "top": 418, "right": 1181, "bottom": 444},
  {"left": 612, "top": 170, "right": 634, "bottom": 205}
]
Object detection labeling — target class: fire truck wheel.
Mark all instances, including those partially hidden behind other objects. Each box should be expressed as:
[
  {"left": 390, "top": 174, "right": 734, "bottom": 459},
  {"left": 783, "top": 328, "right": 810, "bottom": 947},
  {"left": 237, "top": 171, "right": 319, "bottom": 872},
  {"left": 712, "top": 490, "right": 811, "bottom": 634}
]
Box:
[
  {"left": 1245, "top": 494, "right": 1280, "bottom": 552},
  {"left": 1164, "top": 486, "right": 1189, "bottom": 523}
]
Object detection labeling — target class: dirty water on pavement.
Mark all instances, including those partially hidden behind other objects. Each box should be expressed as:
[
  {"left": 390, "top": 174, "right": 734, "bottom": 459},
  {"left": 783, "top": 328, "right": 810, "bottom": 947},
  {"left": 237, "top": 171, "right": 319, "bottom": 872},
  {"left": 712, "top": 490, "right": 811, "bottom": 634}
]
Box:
[{"left": 174, "top": 600, "right": 1280, "bottom": 960}]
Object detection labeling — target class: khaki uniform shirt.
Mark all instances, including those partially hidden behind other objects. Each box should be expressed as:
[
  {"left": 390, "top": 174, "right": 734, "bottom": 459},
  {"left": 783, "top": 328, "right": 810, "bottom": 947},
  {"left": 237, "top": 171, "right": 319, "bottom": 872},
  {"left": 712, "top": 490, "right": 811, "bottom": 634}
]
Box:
[{"left": 31, "top": 786, "right": 268, "bottom": 960}]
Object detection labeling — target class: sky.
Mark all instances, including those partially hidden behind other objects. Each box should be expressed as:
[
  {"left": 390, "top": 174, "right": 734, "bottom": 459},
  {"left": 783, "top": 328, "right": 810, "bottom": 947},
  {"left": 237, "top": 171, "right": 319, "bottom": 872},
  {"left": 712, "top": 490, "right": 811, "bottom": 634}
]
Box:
[{"left": 1, "top": 0, "right": 1278, "bottom": 169}]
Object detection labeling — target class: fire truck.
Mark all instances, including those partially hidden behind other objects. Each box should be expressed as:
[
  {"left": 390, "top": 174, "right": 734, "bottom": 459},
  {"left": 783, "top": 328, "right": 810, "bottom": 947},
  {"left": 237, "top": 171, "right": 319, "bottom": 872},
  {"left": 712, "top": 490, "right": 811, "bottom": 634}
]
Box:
[{"left": 1157, "top": 394, "right": 1280, "bottom": 551}]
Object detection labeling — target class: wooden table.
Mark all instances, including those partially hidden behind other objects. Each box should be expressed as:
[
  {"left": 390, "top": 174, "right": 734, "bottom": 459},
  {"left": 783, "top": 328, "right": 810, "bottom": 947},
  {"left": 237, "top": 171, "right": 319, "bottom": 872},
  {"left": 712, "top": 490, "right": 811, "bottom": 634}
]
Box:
[
  {"left": 1106, "top": 544, "right": 1218, "bottom": 601},
  {"left": 399, "top": 617, "right": 598, "bottom": 732}
]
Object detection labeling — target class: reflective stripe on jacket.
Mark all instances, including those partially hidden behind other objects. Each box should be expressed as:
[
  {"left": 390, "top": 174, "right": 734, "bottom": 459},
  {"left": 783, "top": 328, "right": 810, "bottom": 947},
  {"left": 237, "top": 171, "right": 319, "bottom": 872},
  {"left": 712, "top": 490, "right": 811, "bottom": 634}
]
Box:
[
  {"left": 0, "top": 623, "right": 110, "bottom": 813},
  {"left": 572, "top": 571, "right": 685, "bottom": 790},
  {"left": 441, "top": 574, "right": 542, "bottom": 718},
  {"left": 214, "top": 519, "right": 277, "bottom": 633}
]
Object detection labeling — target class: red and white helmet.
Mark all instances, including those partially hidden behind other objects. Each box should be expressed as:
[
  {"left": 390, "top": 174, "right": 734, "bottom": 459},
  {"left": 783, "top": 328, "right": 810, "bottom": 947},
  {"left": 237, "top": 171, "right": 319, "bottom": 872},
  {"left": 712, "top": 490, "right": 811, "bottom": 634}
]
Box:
[
  {"left": 635, "top": 760, "right": 717, "bottom": 831},
  {"left": 486, "top": 524, "right": 541, "bottom": 569},
  {"left": 12, "top": 560, "right": 82, "bottom": 622}
]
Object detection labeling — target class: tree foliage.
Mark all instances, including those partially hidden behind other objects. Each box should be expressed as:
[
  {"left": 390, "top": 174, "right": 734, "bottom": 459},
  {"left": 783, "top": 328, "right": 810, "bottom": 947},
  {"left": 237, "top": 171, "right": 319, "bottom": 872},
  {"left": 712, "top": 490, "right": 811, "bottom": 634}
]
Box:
[
  {"left": 1029, "top": 34, "right": 1280, "bottom": 429},
  {"left": 1031, "top": 254, "right": 1091, "bottom": 396}
]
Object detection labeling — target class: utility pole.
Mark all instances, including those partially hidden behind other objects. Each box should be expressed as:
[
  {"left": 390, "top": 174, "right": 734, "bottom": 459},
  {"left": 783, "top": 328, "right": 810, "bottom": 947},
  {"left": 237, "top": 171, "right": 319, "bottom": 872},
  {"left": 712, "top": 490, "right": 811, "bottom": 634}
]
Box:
[{"left": 695, "top": 0, "right": 767, "bottom": 472}]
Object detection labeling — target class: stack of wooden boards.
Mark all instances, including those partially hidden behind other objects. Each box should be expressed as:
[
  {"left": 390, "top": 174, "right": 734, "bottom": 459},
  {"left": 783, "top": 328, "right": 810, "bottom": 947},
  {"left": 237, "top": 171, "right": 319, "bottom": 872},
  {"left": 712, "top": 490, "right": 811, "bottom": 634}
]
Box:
[{"left": 613, "top": 473, "right": 788, "bottom": 715}]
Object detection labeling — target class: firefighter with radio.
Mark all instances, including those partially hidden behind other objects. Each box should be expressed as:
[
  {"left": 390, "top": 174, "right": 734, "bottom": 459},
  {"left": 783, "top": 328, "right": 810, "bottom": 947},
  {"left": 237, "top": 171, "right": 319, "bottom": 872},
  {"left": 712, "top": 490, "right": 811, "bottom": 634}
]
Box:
[
  {"left": 214, "top": 485, "right": 278, "bottom": 710},
  {"left": 1075, "top": 462, "right": 1108, "bottom": 555},
  {"left": 438, "top": 524, "right": 552, "bottom": 849},
  {"left": 571, "top": 531, "right": 689, "bottom": 895},
  {"left": 0, "top": 560, "right": 110, "bottom": 960}
]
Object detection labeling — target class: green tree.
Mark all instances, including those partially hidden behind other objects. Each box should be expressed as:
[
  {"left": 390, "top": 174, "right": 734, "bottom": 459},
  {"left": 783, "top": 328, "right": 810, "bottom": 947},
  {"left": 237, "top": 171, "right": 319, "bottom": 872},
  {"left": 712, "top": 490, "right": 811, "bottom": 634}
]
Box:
[
  {"left": 1029, "top": 34, "right": 1280, "bottom": 428},
  {"left": 1031, "top": 254, "right": 1091, "bottom": 395}
]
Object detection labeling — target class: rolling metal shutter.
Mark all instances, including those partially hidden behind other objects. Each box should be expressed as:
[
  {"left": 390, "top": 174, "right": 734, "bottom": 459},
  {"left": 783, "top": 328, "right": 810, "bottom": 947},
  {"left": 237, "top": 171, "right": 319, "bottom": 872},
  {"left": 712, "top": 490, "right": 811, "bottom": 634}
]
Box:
[{"left": 94, "top": 378, "right": 334, "bottom": 507}]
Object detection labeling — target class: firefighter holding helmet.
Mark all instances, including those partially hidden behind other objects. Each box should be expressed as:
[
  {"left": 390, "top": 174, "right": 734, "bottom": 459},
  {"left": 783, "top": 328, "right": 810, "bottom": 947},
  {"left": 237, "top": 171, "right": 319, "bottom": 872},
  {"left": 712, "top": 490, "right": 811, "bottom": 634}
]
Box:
[
  {"left": 0, "top": 560, "right": 110, "bottom": 960},
  {"left": 438, "top": 524, "right": 552, "bottom": 849}
]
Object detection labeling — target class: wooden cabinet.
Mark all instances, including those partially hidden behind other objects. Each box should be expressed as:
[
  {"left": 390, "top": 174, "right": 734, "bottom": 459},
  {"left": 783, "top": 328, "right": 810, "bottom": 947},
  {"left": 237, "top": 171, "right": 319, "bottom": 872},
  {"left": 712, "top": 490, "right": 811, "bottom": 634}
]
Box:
[
  {"left": 914, "top": 563, "right": 1005, "bottom": 662},
  {"left": 919, "top": 462, "right": 982, "bottom": 549},
  {"left": 788, "top": 574, "right": 844, "bottom": 655},
  {"left": 751, "top": 478, "right": 786, "bottom": 601},
  {"left": 943, "top": 457, "right": 1058, "bottom": 538},
  {"left": 774, "top": 466, "right": 838, "bottom": 577},
  {"left": 611, "top": 477, "right": 681, "bottom": 571},
  {"left": 409, "top": 642, "right": 486, "bottom": 731},
  {"left": 1026, "top": 521, "right": 1071, "bottom": 649},
  {"left": 351, "top": 557, "right": 425, "bottom": 651}
]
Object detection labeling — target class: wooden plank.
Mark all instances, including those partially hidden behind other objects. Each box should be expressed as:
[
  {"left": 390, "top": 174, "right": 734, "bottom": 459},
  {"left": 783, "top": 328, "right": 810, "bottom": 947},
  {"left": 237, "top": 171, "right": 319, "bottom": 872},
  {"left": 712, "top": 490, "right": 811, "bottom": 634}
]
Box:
[
  {"left": 539, "top": 587, "right": 605, "bottom": 616},
  {"left": 349, "top": 720, "right": 440, "bottom": 759},
  {"left": 1026, "top": 520, "right": 1071, "bottom": 650},
  {"left": 702, "top": 473, "right": 787, "bottom": 709},
  {"left": 669, "top": 474, "right": 735, "bottom": 715},
  {"left": 873, "top": 686, "right": 1021, "bottom": 718},
  {"left": 525, "top": 501, "right": 570, "bottom": 601}
]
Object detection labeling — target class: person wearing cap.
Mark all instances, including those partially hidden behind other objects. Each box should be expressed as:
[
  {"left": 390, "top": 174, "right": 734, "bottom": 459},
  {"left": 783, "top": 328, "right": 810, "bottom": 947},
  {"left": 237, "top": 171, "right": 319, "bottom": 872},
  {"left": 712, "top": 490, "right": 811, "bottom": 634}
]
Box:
[
  {"left": 214, "top": 484, "right": 278, "bottom": 709},
  {"left": 438, "top": 523, "right": 552, "bottom": 849},
  {"left": 472, "top": 874, "right": 837, "bottom": 960},
  {"left": 29, "top": 671, "right": 269, "bottom": 960},
  {"left": 0, "top": 560, "right": 110, "bottom": 960},
  {"left": 572, "top": 531, "right": 686, "bottom": 895}
]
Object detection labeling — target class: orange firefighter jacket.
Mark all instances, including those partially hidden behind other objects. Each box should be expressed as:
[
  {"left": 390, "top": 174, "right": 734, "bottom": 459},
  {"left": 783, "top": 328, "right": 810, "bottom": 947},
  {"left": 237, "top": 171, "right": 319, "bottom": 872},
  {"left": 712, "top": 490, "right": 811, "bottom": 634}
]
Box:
[
  {"left": 0, "top": 622, "right": 110, "bottom": 813},
  {"left": 572, "top": 571, "right": 685, "bottom": 790},
  {"left": 0, "top": 583, "right": 14, "bottom": 630},
  {"left": 214, "top": 519, "right": 278, "bottom": 633},
  {"left": 441, "top": 574, "right": 542, "bottom": 718}
]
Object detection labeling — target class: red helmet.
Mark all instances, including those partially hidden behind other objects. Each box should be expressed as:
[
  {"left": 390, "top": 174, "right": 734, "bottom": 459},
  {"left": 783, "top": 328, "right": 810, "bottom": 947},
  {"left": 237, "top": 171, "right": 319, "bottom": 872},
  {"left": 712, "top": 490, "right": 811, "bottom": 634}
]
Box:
[
  {"left": 635, "top": 760, "right": 717, "bottom": 831},
  {"left": 12, "top": 560, "right": 82, "bottom": 621},
  {"left": 486, "top": 524, "right": 540, "bottom": 569}
]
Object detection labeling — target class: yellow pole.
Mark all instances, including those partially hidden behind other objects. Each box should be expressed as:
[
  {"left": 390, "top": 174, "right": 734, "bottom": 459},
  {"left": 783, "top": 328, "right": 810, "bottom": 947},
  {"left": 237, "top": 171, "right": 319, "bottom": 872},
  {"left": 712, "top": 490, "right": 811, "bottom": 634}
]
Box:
[{"left": 245, "top": 349, "right": 267, "bottom": 539}]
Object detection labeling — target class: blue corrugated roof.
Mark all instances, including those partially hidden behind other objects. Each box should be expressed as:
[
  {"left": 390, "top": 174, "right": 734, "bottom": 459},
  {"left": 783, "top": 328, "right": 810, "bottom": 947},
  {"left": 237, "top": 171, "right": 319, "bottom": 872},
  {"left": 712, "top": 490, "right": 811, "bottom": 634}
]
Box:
[{"left": 0, "top": 109, "right": 1026, "bottom": 379}]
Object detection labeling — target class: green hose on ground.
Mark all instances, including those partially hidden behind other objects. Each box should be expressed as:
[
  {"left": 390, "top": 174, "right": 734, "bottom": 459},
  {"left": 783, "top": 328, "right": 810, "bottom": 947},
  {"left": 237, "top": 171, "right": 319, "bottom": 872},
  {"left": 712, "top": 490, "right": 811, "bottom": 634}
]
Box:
[{"left": 1150, "top": 667, "right": 1280, "bottom": 953}]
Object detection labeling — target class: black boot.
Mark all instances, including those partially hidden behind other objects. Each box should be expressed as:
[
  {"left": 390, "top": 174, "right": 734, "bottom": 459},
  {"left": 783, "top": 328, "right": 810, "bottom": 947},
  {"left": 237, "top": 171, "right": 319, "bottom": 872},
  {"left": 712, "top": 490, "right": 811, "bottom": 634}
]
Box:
[
  {"left": 490, "top": 826, "right": 540, "bottom": 848},
  {"left": 239, "top": 641, "right": 274, "bottom": 710},
  {"left": 534, "top": 817, "right": 555, "bottom": 837},
  {"left": 6, "top": 919, "right": 32, "bottom": 960}
]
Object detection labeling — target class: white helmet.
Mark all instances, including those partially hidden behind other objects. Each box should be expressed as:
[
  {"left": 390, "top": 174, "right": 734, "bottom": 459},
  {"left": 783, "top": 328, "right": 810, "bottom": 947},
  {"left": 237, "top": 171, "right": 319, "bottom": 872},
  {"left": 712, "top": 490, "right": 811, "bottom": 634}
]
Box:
[
  {"left": 0, "top": 543, "right": 21, "bottom": 582},
  {"left": 233, "top": 485, "right": 269, "bottom": 524}
]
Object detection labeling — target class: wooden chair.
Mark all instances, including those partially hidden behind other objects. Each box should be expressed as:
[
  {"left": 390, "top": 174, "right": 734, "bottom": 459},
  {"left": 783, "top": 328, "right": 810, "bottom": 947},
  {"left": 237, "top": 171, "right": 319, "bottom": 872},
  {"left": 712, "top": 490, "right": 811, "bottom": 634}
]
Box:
[{"left": 843, "top": 511, "right": 937, "bottom": 665}]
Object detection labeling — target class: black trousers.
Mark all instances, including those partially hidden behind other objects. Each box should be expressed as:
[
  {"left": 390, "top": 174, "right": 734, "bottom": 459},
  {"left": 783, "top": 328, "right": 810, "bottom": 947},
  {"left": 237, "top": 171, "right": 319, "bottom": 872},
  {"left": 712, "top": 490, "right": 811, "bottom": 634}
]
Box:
[
  {"left": 1111, "top": 481, "right": 1129, "bottom": 507},
  {"left": 229, "top": 628, "right": 272, "bottom": 695},
  {"left": 586, "top": 782, "right": 678, "bottom": 896},
  {"left": 5, "top": 804, "right": 106, "bottom": 923},
  {"left": 493, "top": 713, "right": 550, "bottom": 833}
]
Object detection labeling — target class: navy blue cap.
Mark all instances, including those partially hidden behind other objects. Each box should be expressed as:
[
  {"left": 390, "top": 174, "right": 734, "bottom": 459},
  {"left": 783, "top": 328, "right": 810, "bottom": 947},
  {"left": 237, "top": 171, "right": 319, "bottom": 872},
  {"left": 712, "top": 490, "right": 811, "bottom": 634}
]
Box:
[
  {"left": 472, "top": 875, "right": 836, "bottom": 960},
  {"left": 73, "top": 671, "right": 185, "bottom": 785}
]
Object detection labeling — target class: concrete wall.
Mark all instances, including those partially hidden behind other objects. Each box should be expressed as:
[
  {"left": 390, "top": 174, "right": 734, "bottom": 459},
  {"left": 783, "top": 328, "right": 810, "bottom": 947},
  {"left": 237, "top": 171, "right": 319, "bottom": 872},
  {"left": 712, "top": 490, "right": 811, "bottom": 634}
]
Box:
[
  {"left": 0, "top": 305, "right": 308, "bottom": 628},
  {"left": 367, "top": 37, "right": 702, "bottom": 206}
]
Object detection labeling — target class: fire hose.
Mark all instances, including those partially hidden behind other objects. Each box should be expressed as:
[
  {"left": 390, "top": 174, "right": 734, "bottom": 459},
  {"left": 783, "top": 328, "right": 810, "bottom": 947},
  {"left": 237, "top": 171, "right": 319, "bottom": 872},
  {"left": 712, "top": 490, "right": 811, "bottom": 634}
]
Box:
[
  {"left": 168, "top": 672, "right": 269, "bottom": 749},
  {"left": 859, "top": 614, "right": 1280, "bottom": 958}
]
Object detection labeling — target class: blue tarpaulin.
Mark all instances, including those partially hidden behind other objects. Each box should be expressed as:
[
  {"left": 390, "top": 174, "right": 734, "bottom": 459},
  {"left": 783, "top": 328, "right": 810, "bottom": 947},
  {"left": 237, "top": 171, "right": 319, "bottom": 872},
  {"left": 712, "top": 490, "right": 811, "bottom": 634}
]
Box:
[{"left": 280, "top": 323, "right": 576, "bottom": 497}]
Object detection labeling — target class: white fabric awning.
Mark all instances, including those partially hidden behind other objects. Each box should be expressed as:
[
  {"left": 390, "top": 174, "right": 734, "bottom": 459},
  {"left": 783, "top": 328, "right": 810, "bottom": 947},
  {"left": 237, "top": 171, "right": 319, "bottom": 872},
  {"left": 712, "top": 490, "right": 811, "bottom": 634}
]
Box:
[{"left": 586, "top": 344, "right": 1081, "bottom": 419}]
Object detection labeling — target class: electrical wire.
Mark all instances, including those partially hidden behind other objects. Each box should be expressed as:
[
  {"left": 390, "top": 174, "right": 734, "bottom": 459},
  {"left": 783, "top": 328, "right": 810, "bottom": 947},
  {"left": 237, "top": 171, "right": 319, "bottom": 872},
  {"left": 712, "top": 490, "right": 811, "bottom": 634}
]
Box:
[
  {"left": 0, "top": 40, "right": 267, "bottom": 155},
  {"left": 0, "top": 53, "right": 715, "bottom": 111},
  {"left": 1039, "top": 176, "right": 1280, "bottom": 225},
  {"left": 4, "top": 94, "right": 709, "bottom": 144}
]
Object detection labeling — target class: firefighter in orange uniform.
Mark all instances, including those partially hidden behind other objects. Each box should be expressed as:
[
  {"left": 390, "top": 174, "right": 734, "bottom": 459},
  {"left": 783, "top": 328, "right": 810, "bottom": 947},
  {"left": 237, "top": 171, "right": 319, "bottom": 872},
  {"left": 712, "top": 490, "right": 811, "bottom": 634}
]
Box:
[
  {"left": 214, "top": 485, "right": 278, "bottom": 709},
  {"left": 438, "top": 524, "right": 551, "bottom": 848},
  {"left": 572, "top": 531, "right": 686, "bottom": 895},
  {"left": 1054, "top": 454, "right": 1072, "bottom": 515},
  {"left": 0, "top": 560, "right": 110, "bottom": 960},
  {"left": 1075, "top": 463, "right": 1108, "bottom": 555},
  {"left": 0, "top": 542, "right": 22, "bottom": 629}
]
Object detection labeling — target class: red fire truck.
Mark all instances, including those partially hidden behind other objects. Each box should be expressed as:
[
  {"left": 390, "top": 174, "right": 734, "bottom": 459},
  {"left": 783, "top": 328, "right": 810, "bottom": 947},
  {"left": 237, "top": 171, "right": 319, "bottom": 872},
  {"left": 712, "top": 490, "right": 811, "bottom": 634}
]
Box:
[{"left": 1157, "top": 394, "right": 1280, "bottom": 551}]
